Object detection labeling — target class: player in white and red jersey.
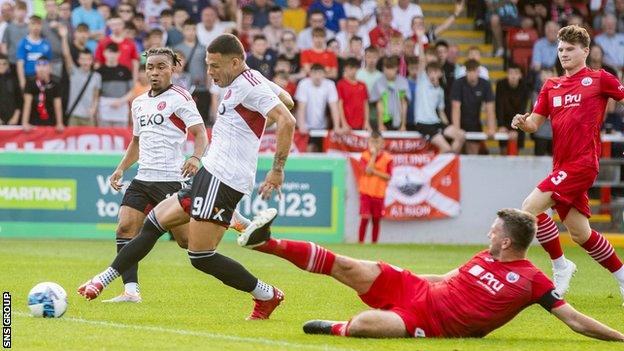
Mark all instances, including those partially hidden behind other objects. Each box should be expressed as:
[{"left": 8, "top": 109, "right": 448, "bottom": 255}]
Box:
[
  {"left": 78, "top": 34, "right": 297, "bottom": 320},
  {"left": 238, "top": 208, "right": 624, "bottom": 340},
  {"left": 512, "top": 25, "right": 624, "bottom": 302},
  {"left": 103, "top": 47, "right": 209, "bottom": 303}
]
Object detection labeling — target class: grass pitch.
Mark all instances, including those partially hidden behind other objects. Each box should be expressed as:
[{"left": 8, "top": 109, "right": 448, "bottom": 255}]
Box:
[{"left": 2, "top": 238, "right": 624, "bottom": 351}]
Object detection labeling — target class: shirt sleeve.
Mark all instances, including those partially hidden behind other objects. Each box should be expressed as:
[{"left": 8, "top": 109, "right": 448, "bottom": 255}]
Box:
[
  {"left": 484, "top": 80, "right": 494, "bottom": 102},
  {"left": 369, "top": 79, "right": 381, "bottom": 102},
  {"left": 437, "top": 88, "right": 445, "bottom": 110},
  {"left": 131, "top": 101, "right": 140, "bottom": 136},
  {"left": 16, "top": 38, "right": 26, "bottom": 61},
  {"left": 532, "top": 271, "right": 566, "bottom": 311},
  {"left": 294, "top": 80, "right": 308, "bottom": 103},
  {"left": 450, "top": 79, "right": 462, "bottom": 102},
  {"left": 532, "top": 80, "right": 551, "bottom": 117},
  {"left": 600, "top": 69, "right": 624, "bottom": 101},
  {"left": 245, "top": 81, "right": 281, "bottom": 116},
  {"left": 175, "top": 98, "right": 204, "bottom": 128},
  {"left": 25, "top": 79, "right": 37, "bottom": 95},
  {"left": 327, "top": 81, "right": 339, "bottom": 103},
  {"left": 260, "top": 74, "right": 287, "bottom": 96}
]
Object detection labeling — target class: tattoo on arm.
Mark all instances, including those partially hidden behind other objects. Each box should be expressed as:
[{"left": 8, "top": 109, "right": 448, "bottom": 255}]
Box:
[{"left": 272, "top": 153, "right": 288, "bottom": 171}]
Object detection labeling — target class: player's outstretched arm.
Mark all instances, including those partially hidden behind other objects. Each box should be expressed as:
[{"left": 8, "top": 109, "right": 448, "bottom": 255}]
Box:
[
  {"left": 551, "top": 303, "right": 624, "bottom": 341},
  {"left": 260, "top": 104, "right": 296, "bottom": 199},
  {"left": 110, "top": 136, "right": 140, "bottom": 191},
  {"left": 511, "top": 112, "right": 546, "bottom": 134}
]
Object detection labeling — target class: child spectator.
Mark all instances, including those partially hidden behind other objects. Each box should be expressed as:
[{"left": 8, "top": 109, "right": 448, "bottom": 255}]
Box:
[
  {"left": 21, "top": 57, "right": 64, "bottom": 132},
  {"left": 246, "top": 34, "right": 277, "bottom": 80},
  {"left": 0, "top": 54, "right": 21, "bottom": 125},
  {"left": 59, "top": 25, "right": 101, "bottom": 127},
  {"left": 295, "top": 63, "right": 341, "bottom": 151},
  {"left": 337, "top": 58, "right": 370, "bottom": 130},
  {"left": 16, "top": 15, "right": 51, "bottom": 90},
  {"left": 371, "top": 56, "right": 410, "bottom": 131},
  {"left": 412, "top": 35, "right": 464, "bottom": 153},
  {"left": 95, "top": 16, "right": 139, "bottom": 81},
  {"left": 356, "top": 46, "right": 382, "bottom": 96},
  {"left": 300, "top": 28, "right": 338, "bottom": 79},
  {"left": 97, "top": 42, "right": 133, "bottom": 127},
  {"left": 495, "top": 63, "right": 529, "bottom": 154},
  {"left": 358, "top": 131, "right": 392, "bottom": 244},
  {"left": 451, "top": 59, "right": 496, "bottom": 154}
]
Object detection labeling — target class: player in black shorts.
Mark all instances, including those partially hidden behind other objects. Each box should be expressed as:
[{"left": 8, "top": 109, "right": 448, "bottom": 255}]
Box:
[{"left": 103, "top": 47, "right": 208, "bottom": 302}]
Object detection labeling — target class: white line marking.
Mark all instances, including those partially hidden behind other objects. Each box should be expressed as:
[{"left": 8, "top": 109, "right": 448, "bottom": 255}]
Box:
[{"left": 14, "top": 312, "right": 361, "bottom": 351}]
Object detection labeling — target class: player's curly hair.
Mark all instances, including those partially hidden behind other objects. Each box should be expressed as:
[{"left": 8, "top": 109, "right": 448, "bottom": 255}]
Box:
[
  {"left": 143, "top": 47, "right": 182, "bottom": 66},
  {"left": 558, "top": 25, "right": 590, "bottom": 48}
]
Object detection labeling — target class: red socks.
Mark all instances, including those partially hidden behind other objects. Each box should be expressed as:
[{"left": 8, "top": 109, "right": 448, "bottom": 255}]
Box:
[
  {"left": 582, "top": 230, "right": 624, "bottom": 273},
  {"left": 358, "top": 217, "right": 380, "bottom": 243},
  {"left": 371, "top": 218, "right": 380, "bottom": 243},
  {"left": 358, "top": 218, "right": 368, "bottom": 243},
  {"left": 330, "top": 321, "right": 350, "bottom": 336},
  {"left": 254, "top": 238, "right": 336, "bottom": 275},
  {"left": 536, "top": 213, "right": 564, "bottom": 260}
]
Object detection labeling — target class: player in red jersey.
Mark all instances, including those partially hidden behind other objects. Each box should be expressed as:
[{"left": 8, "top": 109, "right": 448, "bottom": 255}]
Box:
[
  {"left": 236, "top": 208, "right": 624, "bottom": 340},
  {"left": 511, "top": 25, "right": 624, "bottom": 301}
]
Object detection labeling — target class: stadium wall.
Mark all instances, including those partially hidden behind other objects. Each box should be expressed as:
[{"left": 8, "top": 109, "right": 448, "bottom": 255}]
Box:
[{"left": 343, "top": 155, "right": 553, "bottom": 244}]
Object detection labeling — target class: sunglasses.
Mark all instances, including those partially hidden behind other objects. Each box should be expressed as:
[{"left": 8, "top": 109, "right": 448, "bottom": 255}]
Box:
[{"left": 36, "top": 60, "right": 50, "bottom": 66}]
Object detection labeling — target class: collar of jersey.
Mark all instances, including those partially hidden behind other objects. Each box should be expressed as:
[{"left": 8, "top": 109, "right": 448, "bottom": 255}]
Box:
[{"left": 148, "top": 84, "right": 173, "bottom": 98}]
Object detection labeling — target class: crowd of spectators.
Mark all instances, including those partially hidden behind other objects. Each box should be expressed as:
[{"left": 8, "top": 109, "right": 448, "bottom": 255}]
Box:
[{"left": 0, "top": 0, "right": 623, "bottom": 155}]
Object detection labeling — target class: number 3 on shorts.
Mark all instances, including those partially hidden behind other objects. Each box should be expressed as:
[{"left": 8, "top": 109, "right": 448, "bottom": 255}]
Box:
[{"left": 550, "top": 171, "right": 568, "bottom": 185}]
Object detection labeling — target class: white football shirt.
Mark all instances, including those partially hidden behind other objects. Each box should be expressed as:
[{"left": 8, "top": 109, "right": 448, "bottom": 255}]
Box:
[
  {"left": 202, "top": 69, "right": 282, "bottom": 195},
  {"left": 132, "top": 85, "right": 204, "bottom": 182}
]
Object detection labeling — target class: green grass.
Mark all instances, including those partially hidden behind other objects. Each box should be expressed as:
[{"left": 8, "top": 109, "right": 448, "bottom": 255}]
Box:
[{"left": 2, "top": 239, "right": 624, "bottom": 350}]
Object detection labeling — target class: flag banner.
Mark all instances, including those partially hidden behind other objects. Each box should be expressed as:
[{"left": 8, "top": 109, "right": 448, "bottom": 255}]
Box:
[
  {"left": 324, "top": 131, "right": 435, "bottom": 154},
  {"left": 351, "top": 153, "right": 460, "bottom": 220},
  {"left": 0, "top": 127, "right": 309, "bottom": 153}
]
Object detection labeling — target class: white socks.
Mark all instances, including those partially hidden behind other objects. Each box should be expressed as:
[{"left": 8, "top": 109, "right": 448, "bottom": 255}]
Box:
[
  {"left": 552, "top": 256, "right": 568, "bottom": 270},
  {"left": 251, "top": 280, "right": 274, "bottom": 301},
  {"left": 124, "top": 282, "right": 139, "bottom": 295}
]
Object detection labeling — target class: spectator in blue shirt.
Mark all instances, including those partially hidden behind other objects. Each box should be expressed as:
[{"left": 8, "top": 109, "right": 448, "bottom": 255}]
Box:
[
  {"left": 308, "top": 0, "right": 346, "bottom": 33},
  {"left": 531, "top": 21, "right": 559, "bottom": 72},
  {"left": 71, "top": 0, "right": 105, "bottom": 53},
  {"left": 595, "top": 14, "right": 624, "bottom": 71},
  {"left": 249, "top": 0, "right": 271, "bottom": 29},
  {"left": 16, "top": 15, "right": 51, "bottom": 91}
]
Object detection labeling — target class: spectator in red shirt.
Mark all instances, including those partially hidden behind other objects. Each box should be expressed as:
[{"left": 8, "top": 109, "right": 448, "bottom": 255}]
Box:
[
  {"left": 368, "top": 6, "right": 400, "bottom": 49},
  {"left": 95, "top": 16, "right": 139, "bottom": 83},
  {"left": 337, "top": 57, "right": 370, "bottom": 130},
  {"left": 300, "top": 27, "right": 338, "bottom": 79}
]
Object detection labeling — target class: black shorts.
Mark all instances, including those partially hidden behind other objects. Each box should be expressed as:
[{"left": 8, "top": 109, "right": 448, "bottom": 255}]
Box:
[
  {"left": 121, "top": 179, "right": 186, "bottom": 214},
  {"left": 412, "top": 123, "right": 446, "bottom": 139},
  {"left": 177, "top": 167, "right": 243, "bottom": 228},
  {"left": 307, "top": 136, "right": 324, "bottom": 151}
]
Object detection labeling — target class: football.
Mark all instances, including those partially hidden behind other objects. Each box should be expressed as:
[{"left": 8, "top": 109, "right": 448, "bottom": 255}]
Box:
[{"left": 27, "top": 282, "right": 68, "bottom": 318}]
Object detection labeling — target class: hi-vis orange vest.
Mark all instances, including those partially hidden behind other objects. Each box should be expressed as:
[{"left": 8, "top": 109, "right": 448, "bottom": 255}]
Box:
[{"left": 358, "top": 150, "right": 393, "bottom": 199}]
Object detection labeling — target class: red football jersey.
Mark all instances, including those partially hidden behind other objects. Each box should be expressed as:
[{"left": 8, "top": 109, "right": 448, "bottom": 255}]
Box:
[
  {"left": 426, "top": 250, "right": 565, "bottom": 338},
  {"left": 337, "top": 79, "right": 369, "bottom": 129},
  {"left": 533, "top": 67, "right": 624, "bottom": 170}
]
